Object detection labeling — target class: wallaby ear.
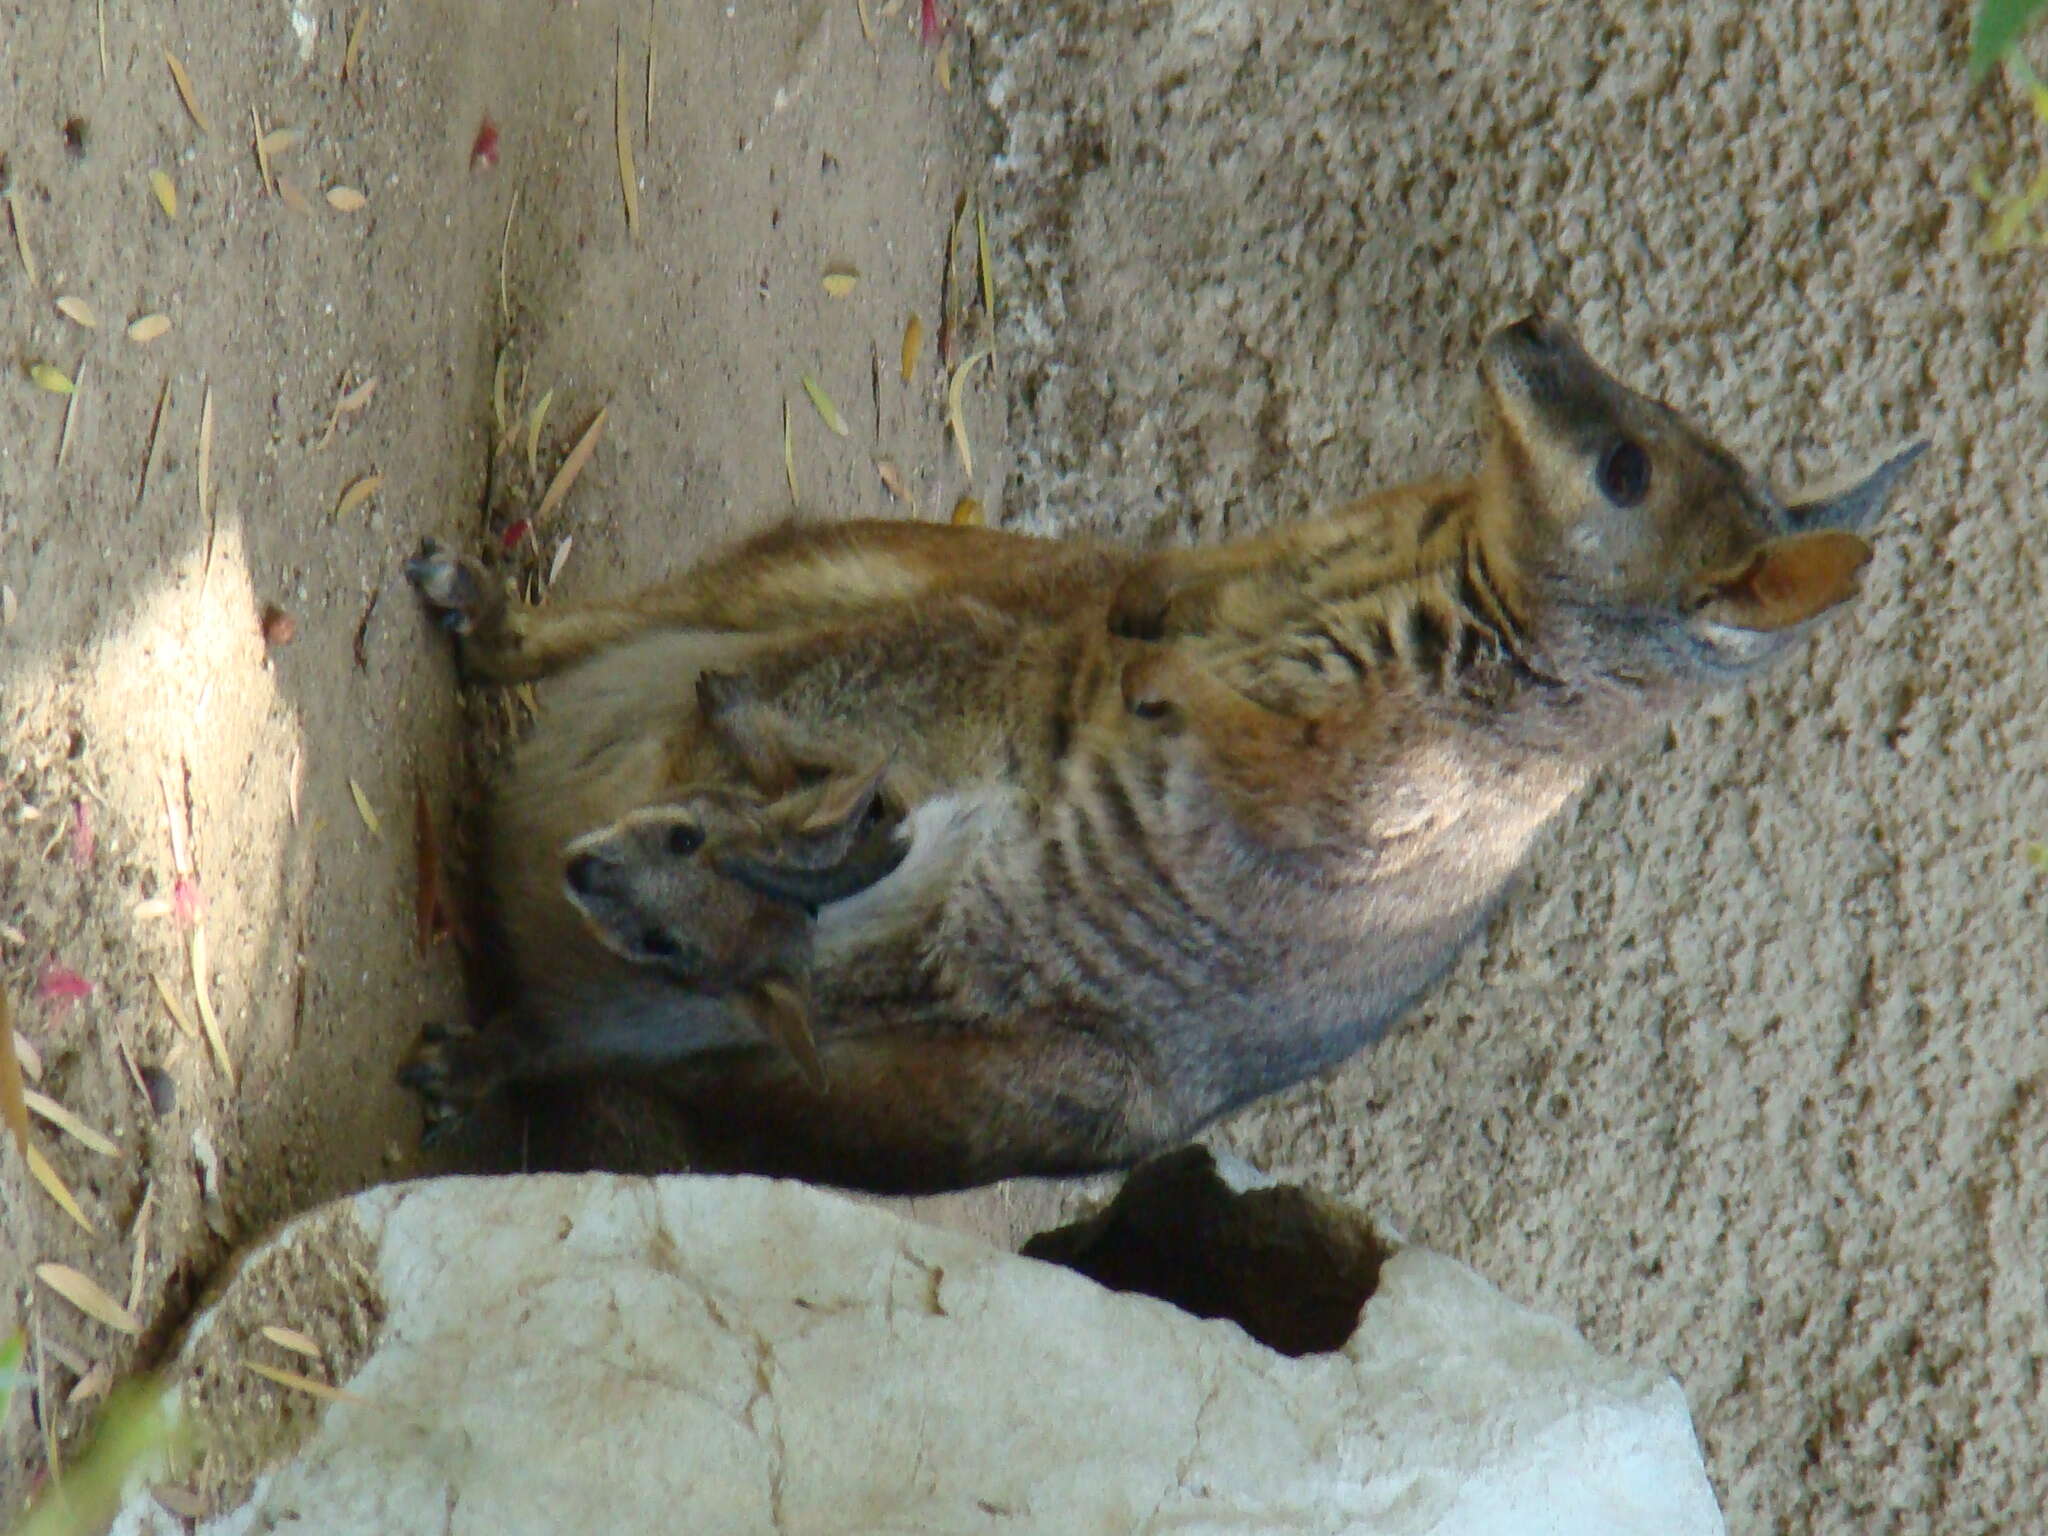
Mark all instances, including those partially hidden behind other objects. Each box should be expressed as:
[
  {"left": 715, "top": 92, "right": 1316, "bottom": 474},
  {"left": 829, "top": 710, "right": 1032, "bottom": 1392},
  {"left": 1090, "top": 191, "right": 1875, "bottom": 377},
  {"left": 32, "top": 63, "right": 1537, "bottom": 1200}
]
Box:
[
  {"left": 791, "top": 758, "right": 890, "bottom": 840},
  {"left": 715, "top": 811, "right": 908, "bottom": 913},
  {"left": 1694, "top": 530, "right": 1874, "bottom": 633},
  {"left": 1786, "top": 441, "right": 1927, "bottom": 533},
  {"left": 729, "top": 978, "right": 827, "bottom": 1091}
]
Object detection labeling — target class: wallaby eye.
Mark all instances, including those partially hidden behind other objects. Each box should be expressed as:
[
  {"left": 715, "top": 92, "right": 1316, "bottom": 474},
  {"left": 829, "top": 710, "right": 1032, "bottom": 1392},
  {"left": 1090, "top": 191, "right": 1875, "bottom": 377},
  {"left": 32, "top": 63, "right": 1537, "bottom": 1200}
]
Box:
[
  {"left": 666, "top": 824, "right": 704, "bottom": 857},
  {"left": 1596, "top": 437, "right": 1652, "bottom": 508},
  {"left": 640, "top": 928, "right": 680, "bottom": 959}
]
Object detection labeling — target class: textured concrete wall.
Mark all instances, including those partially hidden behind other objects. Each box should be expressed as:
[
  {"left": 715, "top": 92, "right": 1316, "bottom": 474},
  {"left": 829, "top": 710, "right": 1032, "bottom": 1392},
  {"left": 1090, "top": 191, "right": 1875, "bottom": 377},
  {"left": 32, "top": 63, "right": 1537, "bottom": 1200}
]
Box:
[{"left": 968, "top": 1, "right": 2045, "bottom": 1529}]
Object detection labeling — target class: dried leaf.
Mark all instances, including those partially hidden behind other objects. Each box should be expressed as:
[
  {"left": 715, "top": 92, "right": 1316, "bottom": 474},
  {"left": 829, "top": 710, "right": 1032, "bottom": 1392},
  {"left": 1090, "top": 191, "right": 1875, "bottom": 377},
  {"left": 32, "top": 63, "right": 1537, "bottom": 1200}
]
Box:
[
  {"left": 24, "top": 1092, "right": 118, "bottom": 1157},
  {"left": 190, "top": 928, "right": 234, "bottom": 1083},
  {"left": 783, "top": 399, "right": 798, "bottom": 508},
  {"left": 615, "top": 28, "right": 640, "bottom": 235},
  {"left": 30, "top": 363, "right": 75, "bottom": 396},
  {"left": 325, "top": 185, "right": 368, "bottom": 212},
  {"left": 491, "top": 350, "right": 510, "bottom": 438},
  {"left": 27, "top": 1145, "right": 95, "bottom": 1233},
  {"left": 13, "top": 1030, "right": 43, "bottom": 1083},
  {"left": 259, "top": 128, "right": 301, "bottom": 158},
  {"left": 547, "top": 534, "right": 574, "bottom": 587},
  {"left": 56, "top": 295, "right": 98, "bottom": 328},
  {"left": 936, "top": 34, "right": 953, "bottom": 91},
  {"left": 822, "top": 266, "right": 859, "bottom": 297},
  {"left": 535, "top": 408, "right": 607, "bottom": 524},
  {"left": 317, "top": 376, "right": 378, "bottom": 449},
  {"left": 0, "top": 989, "right": 27, "bottom": 1153},
  {"left": 38, "top": 1264, "right": 141, "bottom": 1334},
  {"left": 525, "top": 389, "right": 554, "bottom": 479},
  {"left": 349, "top": 777, "right": 382, "bottom": 839},
  {"left": 276, "top": 176, "right": 313, "bottom": 215},
  {"left": 155, "top": 987, "right": 200, "bottom": 1081},
  {"left": 260, "top": 1325, "right": 322, "bottom": 1360},
  {"left": 414, "top": 779, "right": 450, "bottom": 954},
  {"left": 57, "top": 359, "right": 84, "bottom": 469},
  {"left": 138, "top": 377, "right": 172, "bottom": 502},
  {"left": 901, "top": 314, "right": 923, "bottom": 384},
  {"left": 129, "top": 1188, "right": 156, "bottom": 1315},
  {"left": 2, "top": 586, "right": 16, "bottom": 627},
  {"left": 947, "top": 347, "right": 993, "bottom": 479},
  {"left": 858, "top": 0, "right": 875, "bottom": 43},
  {"left": 127, "top": 313, "right": 173, "bottom": 344},
  {"left": 499, "top": 187, "right": 519, "bottom": 324},
  {"left": 165, "top": 50, "right": 211, "bottom": 134},
  {"left": 334, "top": 473, "right": 384, "bottom": 519},
  {"left": 802, "top": 375, "right": 849, "bottom": 437},
  {"left": 951, "top": 495, "right": 983, "bottom": 526},
  {"left": 876, "top": 459, "right": 909, "bottom": 503},
  {"left": 68, "top": 1361, "right": 114, "bottom": 1405},
  {"left": 251, "top": 107, "right": 275, "bottom": 197},
  {"left": 149, "top": 169, "right": 179, "bottom": 218},
  {"left": 260, "top": 604, "right": 297, "bottom": 647},
  {"left": 343, "top": 1, "right": 371, "bottom": 82},
  {"left": 241, "top": 1359, "right": 366, "bottom": 1405}
]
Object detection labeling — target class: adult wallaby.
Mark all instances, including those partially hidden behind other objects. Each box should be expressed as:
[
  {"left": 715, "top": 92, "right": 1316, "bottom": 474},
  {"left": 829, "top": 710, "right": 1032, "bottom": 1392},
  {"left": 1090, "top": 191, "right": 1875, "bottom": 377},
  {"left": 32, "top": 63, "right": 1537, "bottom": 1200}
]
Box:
[{"left": 406, "top": 316, "right": 1922, "bottom": 1193}]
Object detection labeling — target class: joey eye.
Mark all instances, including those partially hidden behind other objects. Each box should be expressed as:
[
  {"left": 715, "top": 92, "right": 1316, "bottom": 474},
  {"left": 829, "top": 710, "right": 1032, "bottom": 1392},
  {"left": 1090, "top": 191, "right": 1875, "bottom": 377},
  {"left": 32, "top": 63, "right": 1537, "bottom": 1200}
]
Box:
[
  {"left": 640, "top": 928, "right": 681, "bottom": 959},
  {"left": 666, "top": 824, "right": 704, "bottom": 857},
  {"left": 1596, "top": 437, "right": 1651, "bottom": 508}
]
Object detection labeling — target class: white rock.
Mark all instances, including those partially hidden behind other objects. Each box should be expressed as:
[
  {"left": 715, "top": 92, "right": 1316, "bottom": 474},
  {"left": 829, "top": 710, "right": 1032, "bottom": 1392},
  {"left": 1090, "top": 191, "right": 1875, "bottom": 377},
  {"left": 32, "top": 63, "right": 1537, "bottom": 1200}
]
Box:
[{"left": 112, "top": 1175, "right": 1724, "bottom": 1535}]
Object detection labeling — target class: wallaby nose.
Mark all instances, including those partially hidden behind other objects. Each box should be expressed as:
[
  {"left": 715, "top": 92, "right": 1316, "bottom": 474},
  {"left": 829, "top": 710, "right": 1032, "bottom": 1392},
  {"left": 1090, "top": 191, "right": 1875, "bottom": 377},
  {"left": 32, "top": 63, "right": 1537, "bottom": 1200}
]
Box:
[{"left": 564, "top": 853, "right": 603, "bottom": 896}]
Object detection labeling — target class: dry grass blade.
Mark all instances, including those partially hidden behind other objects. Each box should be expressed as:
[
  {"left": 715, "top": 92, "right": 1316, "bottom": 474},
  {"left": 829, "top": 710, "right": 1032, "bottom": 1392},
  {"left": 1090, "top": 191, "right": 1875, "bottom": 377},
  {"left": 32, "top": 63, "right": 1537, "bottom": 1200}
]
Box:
[
  {"left": 499, "top": 188, "right": 519, "bottom": 326},
  {"left": 190, "top": 928, "right": 235, "bottom": 1083},
  {"left": 326, "top": 185, "right": 368, "bottom": 213},
  {"left": 335, "top": 472, "right": 384, "bottom": 518},
  {"left": 29, "top": 363, "right": 74, "bottom": 395},
  {"left": 0, "top": 988, "right": 28, "bottom": 1152},
  {"left": 343, "top": 2, "right": 371, "bottom": 83},
  {"left": 23, "top": 1090, "right": 118, "bottom": 1157},
  {"left": 38, "top": 1265, "right": 141, "bottom": 1334},
  {"left": 858, "top": 0, "right": 875, "bottom": 43},
  {"left": 901, "top": 314, "right": 923, "bottom": 384},
  {"left": 252, "top": 107, "right": 275, "bottom": 196},
  {"left": 317, "top": 376, "right": 378, "bottom": 448},
  {"left": 548, "top": 534, "right": 574, "bottom": 587},
  {"left": 150, "top": 169, "right": 179, "bottom": 219},
  {"left": 198, "top": 385, "right": 216, "bottom": 531},
  {"left": 27, "top": 1145, "right": 95, "bottom": 1233},
  {"left": 783, "top": 399, "right": 797, "bottom": 508},
  {"left": 165, "top": 51, "right": 211, "bottom": 133},
  {"left": 276, "top": 176, "right": 312, "bottom": 215},
  {"left": 802, "top": 375, "right": 849, "bottom": 437},
  {"left": 127, "top": 313, "right": 172, "bottom": 344},
  {"left": 977, "top": 200, "right": 995, "bottom": 327},
  {"left": 242, "top": 1359, "right": 367, "bottom": 1405},
  {"left": 947, "top": 347, "right": 993, "bottom": 479},
  {"left": 98, "top": 0, "right": 107, "bottom": 77},
  {"left": 138, "top": 377, "right": 172, "bottom": 502},
  {"left": 349, "top": 777, "right": 383, "bottom": 839},
  {"left": 615, "top": 28, "right": 640, "bottom": 236},
  {"left": 822, "top": 266, "right": 858, "bottom": 297},
  {"left": 151, "top": 973, "right": 199, "bottom": 1042},
  {"left": 261, "top": 1325, "right": 322, "bottom": 1360},
  {"left": 56, "top": 295, "right": 98, "bottom": 328},
  {"left": 8, "top": 196, "right": 38, "bottom": 288},
  {"left": 57, "top": 361, "right": 83, "bottom": 469},
  {"left": 68, "top": 1361, "right": 114, "bottom": 1405},
  {"left": 491, "top": 350, "right": 510, "bottom": 439},
  {"left": 535, "top": 408, "right": 607, "bottom": 523},
  {"left": 525, "top": 389, "right": 554, "bottom": 479},
  {"left": 128, "top": 1187, "right": 155, "bottom": 1316}
]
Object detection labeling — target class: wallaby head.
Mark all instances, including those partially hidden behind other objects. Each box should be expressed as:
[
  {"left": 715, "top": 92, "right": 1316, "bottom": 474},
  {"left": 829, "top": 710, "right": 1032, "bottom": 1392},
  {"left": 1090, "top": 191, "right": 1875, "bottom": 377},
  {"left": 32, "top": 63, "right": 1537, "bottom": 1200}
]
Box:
[{"left": 1477, "top": 315, "right": 1925, "bottom": 688}]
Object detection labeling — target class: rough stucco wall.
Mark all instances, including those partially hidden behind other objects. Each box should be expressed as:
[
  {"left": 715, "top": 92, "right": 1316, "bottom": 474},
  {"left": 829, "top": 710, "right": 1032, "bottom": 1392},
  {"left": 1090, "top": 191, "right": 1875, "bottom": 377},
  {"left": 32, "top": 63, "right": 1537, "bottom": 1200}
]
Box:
[{"left": 966, "top": 0, "right": 2045, "bottom": 1529}]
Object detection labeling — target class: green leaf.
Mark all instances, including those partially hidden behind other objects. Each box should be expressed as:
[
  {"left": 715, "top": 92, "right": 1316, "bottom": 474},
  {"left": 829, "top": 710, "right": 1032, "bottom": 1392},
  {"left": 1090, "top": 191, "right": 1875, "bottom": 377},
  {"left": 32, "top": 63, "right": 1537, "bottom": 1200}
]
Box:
[
  {"left": 1972, "top": 0, "right": 2048, "bottom": 80},
  {"left": 0, "top": 1327, "right": 23, "bottom": 1423},
  {"left": 2024, "top": 841, "right": 2048, "bottom": 871}
]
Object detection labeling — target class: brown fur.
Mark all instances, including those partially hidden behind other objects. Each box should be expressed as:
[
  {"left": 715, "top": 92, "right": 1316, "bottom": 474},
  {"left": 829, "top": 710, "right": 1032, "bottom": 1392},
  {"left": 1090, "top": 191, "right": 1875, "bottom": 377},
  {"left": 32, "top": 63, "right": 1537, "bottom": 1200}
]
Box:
[{"left": 405, "top": 317, "right": 1923, "bottom": 1192}]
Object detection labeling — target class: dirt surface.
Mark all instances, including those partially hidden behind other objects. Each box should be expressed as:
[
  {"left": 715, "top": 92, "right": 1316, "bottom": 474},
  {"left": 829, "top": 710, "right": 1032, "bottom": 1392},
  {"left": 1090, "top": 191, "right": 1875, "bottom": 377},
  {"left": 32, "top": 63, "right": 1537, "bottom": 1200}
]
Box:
[
  {"left": 1, "top": 0, "right": 2042, "bottom": 1531},
  {"left": 0, "top": 0, "right": 998, "bottom": 1511}
]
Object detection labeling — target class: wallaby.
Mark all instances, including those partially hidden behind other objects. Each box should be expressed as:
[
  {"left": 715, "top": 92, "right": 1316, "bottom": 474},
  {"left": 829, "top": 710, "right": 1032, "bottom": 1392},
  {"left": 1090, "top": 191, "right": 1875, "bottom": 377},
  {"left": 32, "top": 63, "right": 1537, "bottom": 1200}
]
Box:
[
  {"left": 558, "top": 760, "right": 901, "bottom": 1088},
  {"left": 406, "top": 316, "right": 1922, "bottom": 1193}
]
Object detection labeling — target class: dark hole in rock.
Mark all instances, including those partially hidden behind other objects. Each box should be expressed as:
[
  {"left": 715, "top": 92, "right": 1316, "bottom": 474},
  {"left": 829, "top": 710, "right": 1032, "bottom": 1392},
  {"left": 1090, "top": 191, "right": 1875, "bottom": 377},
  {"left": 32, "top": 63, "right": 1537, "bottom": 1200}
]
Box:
[{"left": 1022, "top": 1146, "right": 1388, "bottom": 1357}]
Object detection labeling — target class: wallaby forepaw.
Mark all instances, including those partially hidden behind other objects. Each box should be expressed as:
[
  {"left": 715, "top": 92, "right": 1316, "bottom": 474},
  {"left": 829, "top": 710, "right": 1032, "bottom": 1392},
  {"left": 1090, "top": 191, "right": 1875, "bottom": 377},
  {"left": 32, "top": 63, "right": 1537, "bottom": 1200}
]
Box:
[
  {"left": 405, "top": 539, "right": 498, "bottom": 638},
  {"left": 399, "top": 1021, "right": 504, "bottom": 1140}
]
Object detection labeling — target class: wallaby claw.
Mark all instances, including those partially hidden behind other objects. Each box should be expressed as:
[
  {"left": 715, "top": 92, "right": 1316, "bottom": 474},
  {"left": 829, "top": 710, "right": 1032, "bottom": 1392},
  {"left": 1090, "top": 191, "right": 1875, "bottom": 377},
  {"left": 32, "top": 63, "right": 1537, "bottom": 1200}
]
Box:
[
  {"left": 399, "top": 1021, "right": 500, "bottom": 1139},
  {"left": 405, "top": 539, "right": 494, "bottom": 638}
]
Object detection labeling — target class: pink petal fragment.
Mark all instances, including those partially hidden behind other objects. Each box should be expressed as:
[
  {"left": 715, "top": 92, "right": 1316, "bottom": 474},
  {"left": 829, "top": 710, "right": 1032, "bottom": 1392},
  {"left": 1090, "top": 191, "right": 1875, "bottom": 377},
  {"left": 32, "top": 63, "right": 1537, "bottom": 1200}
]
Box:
[
  {"left": 172, "top": 876, "right": 206, "bottom": 929},
  {"left": 70, "top": 800, "right": 95, "bottom": 868},
  {"left": 920, "top": 0, "right": 947, "bottom": 46},
  {"left": 37, "top": 965, "right": 94, "bottom": 1009}
]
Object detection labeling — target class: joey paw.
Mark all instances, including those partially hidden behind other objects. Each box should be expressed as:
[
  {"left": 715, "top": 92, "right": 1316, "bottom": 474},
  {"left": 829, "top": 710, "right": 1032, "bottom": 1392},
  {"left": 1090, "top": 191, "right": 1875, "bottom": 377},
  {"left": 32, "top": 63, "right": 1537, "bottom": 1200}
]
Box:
[{"left": 405, "top": 540, "right": 496, "bottom": 638}]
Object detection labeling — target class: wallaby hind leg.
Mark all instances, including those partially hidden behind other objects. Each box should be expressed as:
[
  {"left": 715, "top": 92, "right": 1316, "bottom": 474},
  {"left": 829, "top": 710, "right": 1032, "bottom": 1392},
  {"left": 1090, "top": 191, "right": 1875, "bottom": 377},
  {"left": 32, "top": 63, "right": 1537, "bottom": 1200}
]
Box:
[
  {"left": 407, "top": 539, "right": 684, "bottom": 684},
  {"left": 644, "top": 1022, "right": 1186, "bottom": 1194}
]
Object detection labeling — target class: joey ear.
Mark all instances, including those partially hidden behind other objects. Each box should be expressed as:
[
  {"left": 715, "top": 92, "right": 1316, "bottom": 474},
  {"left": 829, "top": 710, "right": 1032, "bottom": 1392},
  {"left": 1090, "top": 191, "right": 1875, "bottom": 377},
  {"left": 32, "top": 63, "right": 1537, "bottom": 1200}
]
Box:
[
  {"left": 1786, "top": 441, "right": 1927, "bottom": 533},
  {"left": 1694, "top": 530, "right": 1873, "bottom": 633},
  {"left": 791, "top": 758, "right": 891, "bottom": 840},
  {"left": 730, "top": 979, "right": 827, "bottom": 1091}
]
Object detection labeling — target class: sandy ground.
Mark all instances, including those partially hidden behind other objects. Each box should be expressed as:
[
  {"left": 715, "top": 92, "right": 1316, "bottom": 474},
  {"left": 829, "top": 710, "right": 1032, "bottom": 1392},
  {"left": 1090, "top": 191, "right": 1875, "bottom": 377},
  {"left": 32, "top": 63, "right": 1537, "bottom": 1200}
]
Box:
[{"left": 1, "top": 0, "right": 2043, "bottom": 1530}]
